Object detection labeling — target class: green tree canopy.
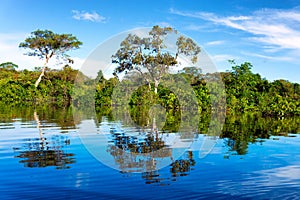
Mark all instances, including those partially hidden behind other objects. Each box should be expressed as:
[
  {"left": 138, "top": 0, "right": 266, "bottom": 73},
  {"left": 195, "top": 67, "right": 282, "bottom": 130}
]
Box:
[
  {"left": 0, "top": 62, "right": 18, "bottom": 70},
  {"left": 19, "top": 29, "right": 82, "bottom": 87},
  {"left": 112, "top": 25, "right": 201, "bottom": 93}
]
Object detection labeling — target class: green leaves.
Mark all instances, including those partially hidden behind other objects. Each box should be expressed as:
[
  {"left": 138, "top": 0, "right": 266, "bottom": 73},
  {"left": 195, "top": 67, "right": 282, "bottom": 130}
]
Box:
[
  {"left": 19, "top": 29, "right": 82, "bottom": 87},
  {"left": 112, "top": 25, "right": 201, "bottom": 93},
  {"left": 149, "top": 25, "right": 175, "bottom": 50},
  {"left": 176, "top": 36, "right": 201, "bottom": 64},
  {"left": 223, "top": 61, "right": 299, "bottom": 116},
  {"left": 0, "top": 62, "right": 18, "bottom": 70},
  {"left": 19, "top": 29, "right": 82, "bottom": 61},
  {"left": 0, "top": 67, "right": 84, "bottom": 106}
]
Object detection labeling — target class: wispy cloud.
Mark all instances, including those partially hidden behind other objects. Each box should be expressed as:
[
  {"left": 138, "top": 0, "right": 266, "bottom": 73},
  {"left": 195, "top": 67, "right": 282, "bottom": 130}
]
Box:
[
  {"left": 211, "top": 54, "right": 240, "bottom": 63},
  {"left": 170, "top": 8, "right": 300, "bottom": 50},
  {"left": 242, "top": 51, "right": 294, "bottom": 62},
  {"left": 205, "top": 40, "right": 225, "bottom": 46},
  {"left": 184, "top": 24, "right": 215, "bottom": 32},
  {"left": 72, "top": 10, "right": 106, "bottom": 22},
  {"left": 156, "top": 21, "right": 172, "bottom": 27}
]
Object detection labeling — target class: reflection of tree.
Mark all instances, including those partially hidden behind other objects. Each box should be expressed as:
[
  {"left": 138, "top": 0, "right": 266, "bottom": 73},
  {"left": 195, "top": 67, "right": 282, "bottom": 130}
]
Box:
[
  {"left": 170, "top": 151, "right": 195, "bottom": 178},
  {"left": 142, "top": 171, "right": 166, "bottom": 185},
  {"left": 14, "top": 111, "right": 75, "bottom": 169},
  {"left": 111, "top": 132, "right": 166, "bottom": 154},
  {"left": 141, "top": 151, "right": 196, "bottom": 185},
  {"left": 107, "top": 125, "right": 196, "bottom": 185},
  {"left": 16, "top": 149, "right": 75, "bottom": 169},
  {"left": 108, "top": 145, "right": 157, "bottom": 172},
  {"left": 107, "top": 129, "right": 171, "bottom": 172},
  {"left": 223, "top": 138, "right": 248, "bottom": 155},
  {"left": 15, "top": 135, "right": 75, "bottom": 169}
]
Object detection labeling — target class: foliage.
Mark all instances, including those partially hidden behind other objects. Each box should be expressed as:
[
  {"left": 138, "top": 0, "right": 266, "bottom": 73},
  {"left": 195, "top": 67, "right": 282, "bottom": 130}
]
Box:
[
  {"left": 19, "top": 29, "right": 82, "bottom": 62},
  {"left": 112, "top": 25, "right": 200, "bottom": 93},
  {"left": 0, "top": 62, "right": 18, "bottom": 70},
  {"left": 1, "top": 60, "right": 299, "bottom": 117},
  {"left": 0, "top": 66, "right": 90, "bottom": 107},
  {"left": 222, "top": 61, "right": 300, "bottom": 116},
  {"left": 19, "top": 29, "right": 82, "bottom": 87}
]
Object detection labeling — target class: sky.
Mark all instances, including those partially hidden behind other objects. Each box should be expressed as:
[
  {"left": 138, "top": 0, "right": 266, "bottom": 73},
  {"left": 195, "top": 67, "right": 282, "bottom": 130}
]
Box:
[{"left": 0, "top": 0, "right": 299, "bottom": 83}]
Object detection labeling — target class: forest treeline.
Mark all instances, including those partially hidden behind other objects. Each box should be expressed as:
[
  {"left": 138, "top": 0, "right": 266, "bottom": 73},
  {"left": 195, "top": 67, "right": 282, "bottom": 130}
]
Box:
[
  {"left": 96, "top": 61, "right": 300, "bottom": 117},
  {"left": 1, "top": 85, "right": 300, "bottom": 158},
  {"left": 0, "top": 61, "right": 299, "bottom": 116}
]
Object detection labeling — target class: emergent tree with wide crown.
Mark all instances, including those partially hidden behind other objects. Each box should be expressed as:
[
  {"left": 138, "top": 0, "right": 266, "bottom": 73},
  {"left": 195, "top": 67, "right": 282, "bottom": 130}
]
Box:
[
  {"left": 112, "top": 25, "right": 201, "bottom": 94},
  {"left": 19, "top": 29, "right": 82, "bottom": 87}
]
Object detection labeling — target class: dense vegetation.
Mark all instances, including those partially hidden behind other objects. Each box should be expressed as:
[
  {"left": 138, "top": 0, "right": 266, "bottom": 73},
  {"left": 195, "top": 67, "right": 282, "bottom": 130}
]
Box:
[
  {"left": 222, "top": 61, "right": 300, "bottom": 116},
  {"left": 0, "top": 65, "right": 88, "bottom": 107},
  {"left": 0, "top": 61, "right": 299, "bottom": 116},
  {"left": 2, "top": 27, "right": 298, "bottom": 187},
  {"left": 95, "top": 61, "right": 300, "bottom": 117},
  {"left": 19, "top": 29, "right": 82, "bottom": 87}
]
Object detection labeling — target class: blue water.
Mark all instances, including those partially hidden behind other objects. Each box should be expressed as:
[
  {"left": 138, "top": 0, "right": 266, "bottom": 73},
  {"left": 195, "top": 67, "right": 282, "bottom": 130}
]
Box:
[{"left": 1, "top": 116, "right": 300, "bottom": 199}]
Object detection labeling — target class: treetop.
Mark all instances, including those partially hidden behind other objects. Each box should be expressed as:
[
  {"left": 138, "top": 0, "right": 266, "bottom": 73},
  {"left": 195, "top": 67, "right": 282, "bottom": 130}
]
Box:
[{"left": 19, "top": 29, "right": 82, "bottom": 61}]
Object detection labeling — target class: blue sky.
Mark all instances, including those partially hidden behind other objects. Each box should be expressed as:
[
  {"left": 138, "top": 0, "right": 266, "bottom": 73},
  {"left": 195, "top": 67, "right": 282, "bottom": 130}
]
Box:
[{"left": 0, "top": 0, "right": 299, "bottom": 83}]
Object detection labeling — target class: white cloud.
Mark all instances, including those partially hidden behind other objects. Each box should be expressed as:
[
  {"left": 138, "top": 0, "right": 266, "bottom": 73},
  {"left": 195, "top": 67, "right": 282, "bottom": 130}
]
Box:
[
  {"left": 242, "top": 51, "right": 294, "bottom": 62},
  {"left": 156, "top": 21, "right": 172, "bottom": 27},
  {"left": 205, "top": 40, "right": 225, "bottom": 46},
  {"left": 170, "top": 8, "right": 300, "bottom": 50},
  {"left": 72, "top": 10, "right": 106, "bottom": 22},
  {"left": 184, "top": 24, "right": 209, "bottom": 31},
  {"left": 210, "top": 54, "right": 239, "bottom": 63}
]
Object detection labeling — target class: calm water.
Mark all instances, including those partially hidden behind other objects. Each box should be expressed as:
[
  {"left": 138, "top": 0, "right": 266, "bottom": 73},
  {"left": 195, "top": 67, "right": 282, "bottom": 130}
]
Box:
[{"left": 0, "top": 105, "right": 300, "bottom": 199}]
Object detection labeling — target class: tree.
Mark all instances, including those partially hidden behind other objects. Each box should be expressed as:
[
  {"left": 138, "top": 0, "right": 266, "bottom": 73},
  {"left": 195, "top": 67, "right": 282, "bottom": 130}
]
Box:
[
  {"left": 0, "top": 62, "right": 18, "bottom": 70},
  {"left": 112, "top": 25, "right": 200, "bottom": 94},
  {"left": 19, "top": 29, "right": 82, "bottom": 87}
]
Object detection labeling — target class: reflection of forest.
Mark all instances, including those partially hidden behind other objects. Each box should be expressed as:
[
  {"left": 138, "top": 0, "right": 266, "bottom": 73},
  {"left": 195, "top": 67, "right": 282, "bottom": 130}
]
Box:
[
  {"left": 0, "top": 104, "right": 77, "bottom": 128},
  {"left": 101, "top": 105, "right": 300, "bottom": 156},
  {"left": 221, "top": 114, "right": 300, "bottom": 156},
  {"left": 1, "top": 103, "right": 299, "bottom": 181},
  {"left": 96, "top": 102, "right": 300, "bottom": 184},
  {"left": 2, "top": 106, "right": 77, "bottom": 169}
]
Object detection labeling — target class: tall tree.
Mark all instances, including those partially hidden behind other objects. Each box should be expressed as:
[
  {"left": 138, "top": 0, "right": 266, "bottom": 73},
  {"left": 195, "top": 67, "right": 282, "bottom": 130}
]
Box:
[
  {"left": 112, "top": 25, "right": 200, "bottom": 94},
  {"left": 19, "top": 29, "right": 82, "bottom": 87}
]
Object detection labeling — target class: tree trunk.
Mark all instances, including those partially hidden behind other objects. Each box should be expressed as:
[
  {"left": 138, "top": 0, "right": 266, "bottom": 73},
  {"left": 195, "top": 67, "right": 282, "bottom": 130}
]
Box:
[
  {"left": 34, "top": 67, "right": 46, "bottom": 87},
  {"left": 35, "top": 58, "right": 49, "bottom": 88},
  {"left": 154, "top": 80, "right": 159, "bottom": 94}
]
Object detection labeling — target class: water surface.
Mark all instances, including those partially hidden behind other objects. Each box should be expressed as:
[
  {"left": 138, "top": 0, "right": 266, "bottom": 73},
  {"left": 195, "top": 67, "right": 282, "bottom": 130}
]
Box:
[{"left": 0, "top": 105, "right": 299, "bottom": 199}]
